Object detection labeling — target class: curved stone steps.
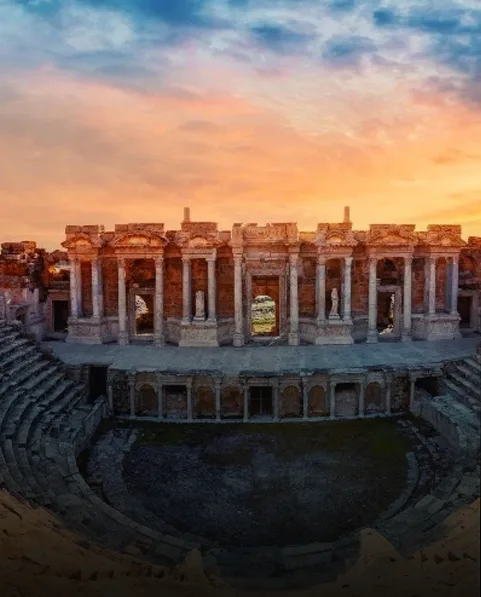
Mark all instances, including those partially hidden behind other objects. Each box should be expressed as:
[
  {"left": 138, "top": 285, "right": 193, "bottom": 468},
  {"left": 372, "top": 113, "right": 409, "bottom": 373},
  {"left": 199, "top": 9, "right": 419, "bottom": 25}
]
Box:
[
  {"left": 22, "top": 364, "right": 60, "bottom": 394},
  {"left": 443, "top": 378, "right": 481, "bottom": 415},
  {"left": 0, "top": 338, "right": 33, "bottom": 362},
  {"left": 454, "top": 362, "right": 481, "bottom": 386},
  {"left": 8, "top": 356, "right": 49, "bottom": 386},
  {"left": 0, "top": 389, "right": 24, "bottom": 435},
  {"left": 0, "top": 344, "right": 38, "bottom": 373},
  {"left": 0, "top": 441, "right": 21, "bottom": 496},
  {"left": 448, "top": 369, "right": 480, "bottom": 400}
]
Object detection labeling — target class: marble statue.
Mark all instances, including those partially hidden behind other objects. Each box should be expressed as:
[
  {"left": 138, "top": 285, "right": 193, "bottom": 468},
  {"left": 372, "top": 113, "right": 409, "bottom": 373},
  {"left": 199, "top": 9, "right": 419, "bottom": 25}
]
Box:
[
  {"left": 195, "top": 290, "right": 205, "bottom": 319},
  {"left": 329, "top": 288, "right": 340, "bottom": 319}
]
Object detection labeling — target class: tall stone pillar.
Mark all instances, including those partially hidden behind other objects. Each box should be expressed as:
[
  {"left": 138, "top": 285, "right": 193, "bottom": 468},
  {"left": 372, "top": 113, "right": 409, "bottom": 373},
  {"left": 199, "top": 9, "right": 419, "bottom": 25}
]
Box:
[
  {"left": 91, "top": 256, "right": 101, "bottom": 319},
  {"left": 367, "top": 257, "right": 378, "bottom": 343},
  {"left": 359, "top": 382, "right": 365, "bottom": 418},
  {"left": 302, "top": 380, "right": 309, "bottom": 420},
  {"left": 207, "top": 256, "right": 217, "bottom": 322},
  {"left": 343, "top": 256, "right": 353, "bottom": 322},
  {"left": 182, "top": 256, "right": 191, "bottom": 323},
  {"left": 316, "top": 256, "right": 326, "bottom": 323},
  {"left": 288, "top": 254, "right": 299, "bottom": 346},
  {"left": 215, "top": 380, "right": 221, "bottom": 421},
  {"left": 402, "top": 256, "right": 413, "bottom": 342},
  {"left": 117, "top": 257, "right": 128, "bottom": 345},
  {"left": 154, "top": 256, "right": 164, "bottom": 346},
  {"left": 186, "top": 380, "right": 193, "bottom": 422},
  {"left": 156, "top": 373, "right": 163, "bottom": 421},
  {"left": 243, "top": 381, "right": 249, "bottom": 422},
  {"left": 273, "top": 380, "right": 280, "bottom": 422},
  {"left": 428, "top": 256, "right": 437, "bottom": 315},
  {"left": 329, "top": 382, "right": 336, "bottom": 420},
  {"left": 69, "top": 257, "right": 79, "bottom": 318},
  {"left": 233, "top": 254, "right": 244, "bottom": 347},
  {"left": 128, "top": 371, "right": 135, "bottom": 418},
  {"left": 76, "top": 259, "right": 82, "bottom": 317},
  {"left": 450, "top": 256, "right": 459, "bottom": 315}
]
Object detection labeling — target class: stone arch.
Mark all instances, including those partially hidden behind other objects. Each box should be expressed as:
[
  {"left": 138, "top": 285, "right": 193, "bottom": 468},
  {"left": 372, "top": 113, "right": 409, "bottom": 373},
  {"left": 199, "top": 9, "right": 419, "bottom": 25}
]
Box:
[
  {"left": 365, "top": 382, "right": 384, "bottom": 414},
  {"left": 308, "top": 385, "right": 328, "bottom": 416},
  {"left": 280, "top": 385, "right": 301, "bottom": 418},
  {"left": 136, "top": 384, "right": 157, "bottom": 416},
  {"left": 334, "top": 383, "right": 359, "bottom": 417},
  {"left": 221, "top": 385, "right": 242, "bottom": 418},
  {"left": 195, "top": 385, "right": 215, "bottom": 419}
]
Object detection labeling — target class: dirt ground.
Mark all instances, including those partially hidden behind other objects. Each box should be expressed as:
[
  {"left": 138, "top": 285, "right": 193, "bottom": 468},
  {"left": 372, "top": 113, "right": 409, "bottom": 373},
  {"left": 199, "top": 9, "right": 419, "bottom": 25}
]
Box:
[{"left": 0, "top": 488, "right": 479, "bottom": 597}]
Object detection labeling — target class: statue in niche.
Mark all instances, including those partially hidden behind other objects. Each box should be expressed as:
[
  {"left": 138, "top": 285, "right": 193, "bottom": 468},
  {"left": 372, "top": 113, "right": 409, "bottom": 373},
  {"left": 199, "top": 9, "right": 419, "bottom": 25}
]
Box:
[
  {"left": 194, "top": 290, "right": 205, "bottom": 320},
  {"left": 329, "top": 288, "right": 340, "bottom": 319}
]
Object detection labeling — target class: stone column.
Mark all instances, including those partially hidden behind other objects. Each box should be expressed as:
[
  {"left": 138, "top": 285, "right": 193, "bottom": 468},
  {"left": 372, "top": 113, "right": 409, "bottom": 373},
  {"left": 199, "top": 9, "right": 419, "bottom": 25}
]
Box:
[
  {"left": 91, "top": 256, "right": 101, "bottom": 319},
  {"left": 207, "top": 256, "right": 217, "bottom": 322},
  {"left": 359, "top": 382, "right": 365, "bottom": 418},
  {"left": 273, "top": 379, "right": 280, "bottom": 422},
  {"left": 316, "top": 256, "right": 326, "bottom": 323},
  {"left": 450, "top": 256, "right": 459, "bottom": 315},
  {"left": 117, "top": 257, "right": 128, "bottom": 345},
  {"left": 182, "top": 256, "right": 191, "bottom": 324},
  {"left": 367, "top": 257, "right": 378, "bottom": 343},
  {"left": 329, "top": 381, "right": 336, "bottom": 420},
  {"left": 428, "top": 256, "right": 437, "bottom": 315},
  {"left": 402, "top": 256, "right": 413, "bottom": 342},
  {"left": 233, "top": 254, "right": 244, "bottom": 346},
  {"left": 186, "top": 380, "right": 193, "bottom": 422},
  {"left": 302, "top": 380, "right": 309, "bottom": 420},
  {"left": 243, "top": 381, "right": 249, "bottom": 422},
  {"left": 215, "top": 380, "right": 221, "bottom": 421},
  {"left": 288, "top": 254, "right": 299, "bottom": 345},
  {"left": 128, "top": 372, "right": 135, "bottom": 418},
  {"left": 69, "top": 257, "right": 79, "bottom": 318},
  {"left": 76, "top": 259, "right": 82, "bottom": 317},
  {"left": 156, "top": 373, "right": 163, "bottom": 421},
  {"left": 343, "top": 256, "right": 353, "bottom": 322},
  {"left": 154, "top": 256, "right": 164, "bottom": 346},
  {"left": 385, "top": 381, "right": 392, "bottom": 415}
]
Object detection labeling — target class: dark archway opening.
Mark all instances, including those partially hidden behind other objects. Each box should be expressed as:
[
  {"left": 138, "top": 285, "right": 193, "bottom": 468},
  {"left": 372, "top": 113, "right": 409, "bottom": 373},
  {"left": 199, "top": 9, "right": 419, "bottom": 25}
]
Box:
[
  {"left": 53, "top": 300, "right": 69, "bottom": 332},
  {"left": 415, "top": 376, "right": 440, "bottom": 397},
  {"left": 89, "top": 366, "right": 108, "bottom": 403},
  {"left": 249, "top": 386, "right": 273, "bottom": 417}
]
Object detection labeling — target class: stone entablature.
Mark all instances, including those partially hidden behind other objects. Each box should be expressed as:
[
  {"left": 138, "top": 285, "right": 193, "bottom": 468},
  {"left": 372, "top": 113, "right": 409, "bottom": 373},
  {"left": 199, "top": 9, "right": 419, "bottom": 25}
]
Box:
[{"left": 57, "top": 211, "right": 480, "bottom": 346}]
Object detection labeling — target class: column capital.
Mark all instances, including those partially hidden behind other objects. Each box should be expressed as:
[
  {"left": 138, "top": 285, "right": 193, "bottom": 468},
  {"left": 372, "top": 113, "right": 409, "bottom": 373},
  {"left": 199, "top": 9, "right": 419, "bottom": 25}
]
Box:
[
  {"left": 450, "top": 255, "right": 459, "bottom": 265},
  {"left": 181, "top": 254, "right": 191, "bottom": 263},
  {"left": 317, "top": 255, "right": 326, "bottom": 266},
  {"left": 214, "top": 378, "right": 222, "bottom": 389},
  {"left": 369, "top": 256, "right": 377, "bottom": 266},
  {"left": 117, "top": 256, "right": 126, "bottom": 268},
  {"left": 289, "top": 253, "right": 299, "bottom": 265},
  {"left": 404, "top": 255, "right": 413, "bottom": 266},
  {"left": 344, "top": 256, "right": 353, "bottom": 265},
  {"left": 206, "top": 256, "right": 216, "bottom": 264},
  {"left": 154, "top": 255, "right": 164, "bottom": 267},
  {"left": 429, "top": 254, "right": 437, "bottom": 264}
]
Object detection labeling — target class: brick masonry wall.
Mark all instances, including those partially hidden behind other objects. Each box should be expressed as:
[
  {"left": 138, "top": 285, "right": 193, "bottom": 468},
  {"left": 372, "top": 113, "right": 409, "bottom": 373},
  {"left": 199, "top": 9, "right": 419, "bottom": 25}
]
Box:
[
  {"left": 412, "top": 258, "right": 425, "bottom": 313},
  {"left": 164, "top": 254, "right": 182, "bottom": 318},
  {"left": 352, "top": 258, "right": 368, "bottom": 317},
  {"left": 80, "top": 260, "right": 92, "bottom": 317},
  {"left": 102, "top": 257, "right": 118, "bottom": 316},
  {"left": 299, "top": 257, "right": 316, "bottom": 317},
  {"left": 435, "top": 258, "right": 448, "bottom": 311},
  {"left": 216, "top": 248, "right": 234, "bottom": 318}
]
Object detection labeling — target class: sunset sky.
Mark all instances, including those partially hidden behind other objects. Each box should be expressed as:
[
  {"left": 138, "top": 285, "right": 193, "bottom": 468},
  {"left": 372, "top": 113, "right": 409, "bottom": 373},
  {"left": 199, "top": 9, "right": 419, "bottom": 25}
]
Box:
[{"left": 1, "top": 0, "right": 480, "bottom": 250}]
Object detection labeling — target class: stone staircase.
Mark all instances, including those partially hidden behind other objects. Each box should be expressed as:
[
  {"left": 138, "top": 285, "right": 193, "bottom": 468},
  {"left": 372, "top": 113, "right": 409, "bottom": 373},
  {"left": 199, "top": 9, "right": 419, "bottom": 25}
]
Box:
[
  {"left": 442, "top": 347, "right": 481, "bottom": 417},
  {"left": 0, "top": 318, "right": 195, "bottom": 567}
]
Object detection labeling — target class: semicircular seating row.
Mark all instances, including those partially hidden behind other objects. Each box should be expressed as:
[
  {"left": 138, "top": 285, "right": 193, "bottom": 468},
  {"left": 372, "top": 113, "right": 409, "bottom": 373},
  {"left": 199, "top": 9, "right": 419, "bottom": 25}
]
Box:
[{"left": 0, "top": 318, "right": 196, "bottom": 566}]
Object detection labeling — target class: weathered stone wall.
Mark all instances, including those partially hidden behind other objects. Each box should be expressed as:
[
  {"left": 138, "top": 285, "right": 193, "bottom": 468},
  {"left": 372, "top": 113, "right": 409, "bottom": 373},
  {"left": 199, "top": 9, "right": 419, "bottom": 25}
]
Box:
[
  {"left": 80, "top": 260, "right": 93, "bottom": 317},
  {"left": 163, "top": 252, "right": 182, "bottom": 318},
  {"left": 411, "top": 258, "right": 425, "bottom": 313},
  {"left": 216, "top": 247, "right": 234, "bottom": 318},
  {"left": 298, "top": 256, "right": 316, "bottom": 317},
  {"left": 352, "top": 258, "right": 368, "bottom": 317},
  {"left": 101, "top": 257, "right": 118, "bottom": 316},
  {"left": 435, "top": 257, "right": 448, "bottom": 312}
]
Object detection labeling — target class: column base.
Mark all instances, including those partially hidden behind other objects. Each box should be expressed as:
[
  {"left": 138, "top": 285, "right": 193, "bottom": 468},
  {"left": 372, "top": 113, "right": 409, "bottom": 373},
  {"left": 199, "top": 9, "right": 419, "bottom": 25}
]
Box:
[
  {"left": 233, "top": 332, "right": 245, "bottom": 347},
  {"left": 401, "top": 331, "right": 412, "bottom": 342},
  {"left": 154, "top": 334, "right": 165, "bottom": 347},
  {"left": 118, "top": 332, "right": 129, "bottom": 345},
  {"left": 288, "top": 331, "right": 300, "bottom": 346},
  {"left": 366, "top": 330, "right": 378, "bottom": 344}
]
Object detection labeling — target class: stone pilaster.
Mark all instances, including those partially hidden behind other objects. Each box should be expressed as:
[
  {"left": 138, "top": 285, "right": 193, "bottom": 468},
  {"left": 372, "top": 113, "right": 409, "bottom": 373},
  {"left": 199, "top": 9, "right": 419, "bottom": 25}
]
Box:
[
  {"left": 156, "top": 372, "right": 163, "bottom": 420},
  {"left": 186, "top": 379, "right": 193, "bottom": 422},
  {"left": 343, "top": 256, "right": 353, "bottom": 322},
  {"left": 69, "top": 257, "right": 79, "bottom": 318},
  {"left": 329, "top": 382, "right": 336, "bottom": 420},
  {"left": 288, "top": 253, "right": 299, "bottom": 346},
  {"left": 450, "top": 256, "right": 459, "bottom": 315},
  {"left": 402, "top": 256, "right": 413, "bottom": 342},
  {"left": 358, "top": 382, "right": 365, "bottom": 418},
  {"left": 117, "top": 257, "right": 128, "bottom": 345},
  {"left": 428, "top": 256, "right": 437, "bottom": 315},
  {"left": 272, "top": 379, "right": 280, "bottom": 422},
  {"left": 154, "top": 256, "right": 164, "bottom": 346},
  {"left": 316, "top": 256, "right": 326, "bottom": 323},
  {"left": 76, "top": 259, "right": 82, "bottom": 317},
  {"left": 182, "top": 256, "right": 191, "bottom": 324},
  {"left": 243, "top": 381, "right": 249, "bottom": 422},
  {"left": 207, "top": 256, "right": 217, "bottom": 322},
  {"left": 215, "top": 379, "right": 221, "bottom": 421},
  {"left": 91, "top": 257, "right": 101, "bottom": 319},
  {"left": 302, "top": 379, "right": 309, "bottom": 420},
  {"left": 128, "top": 371, "right": 135, "bottom": 418},
  {"left": 233, "top": 253, "right": 244, "bottom": 347},
  {"left": 367, "top": 257, "right": 378, "bottom": 343}
]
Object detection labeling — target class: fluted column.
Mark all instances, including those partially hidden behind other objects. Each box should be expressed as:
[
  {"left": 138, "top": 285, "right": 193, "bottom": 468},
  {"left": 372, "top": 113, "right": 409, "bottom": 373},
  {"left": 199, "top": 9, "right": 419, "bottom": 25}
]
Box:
[
  {"left": 69, "top": 257, "right": 79, "bottom": 318},
  {"left": 76, "top": 259, "right": 82, "bottom": 317},
  {"left": 288, "top": 253, "right": 299, "bottom": 345},
  {"left": 243, "top": 381, "right": 249, "bottom": 422},
  {"left": 182, "top": 256, "right": 191, "bottom": 323},
  {"left": 329, "top": 381, "right": 336, "bottom": 420},
  {"left": 207, "top": 256, "right": 217, "bottom": 322},
  {"left": 343, "top": 256, "right": 353, "bottom": 322},
  {"left": 316, "top": 256, "right": 326, "bottom": 323},
  {"left": 366, "top": 257, "right": 378, "bottom": 343},
  {"left": 91, "top": 256, "right": 101, "bottom": 319},
  {"left": 450, "top": 256, "right": 459, "bottom": 315},
  {"left": 154, "top": 256, "right": 164, "bottom": 346},
  {"left": 428, "top": 256, "right": 437, "bottom": 315},
  {"left": 402, "top": 256, "right": 413, "bottom": 342},
  {"left": 233, "top": 253, "right": 244, "bottom": 347},
  {"left": 117, "top": 257, "right": 128, "bottom": 345}
]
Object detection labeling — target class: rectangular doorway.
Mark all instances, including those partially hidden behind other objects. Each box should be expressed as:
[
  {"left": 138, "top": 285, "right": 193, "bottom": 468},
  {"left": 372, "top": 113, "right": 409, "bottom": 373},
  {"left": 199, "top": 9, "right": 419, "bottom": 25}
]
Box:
[
  {"left": 377, "top": 288, "right": 401, "bottom": 339},
  {"left": 249, "top": 386, "right": 273, "bottom": 417},
  {"left": 134, "top": 292, "right": 154, "bottom": 336},
  {"left": 89, "top": 365, "right": 108, "bottom": 403},
  {"left": 53, "top": 300, "right": 69, "bottom": 332},
  {"left": 251, "top": 276, "right": 280, "bottom": 337},
  {"left": 458, "top": 296, "right": 472, "bottom": 328}
]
